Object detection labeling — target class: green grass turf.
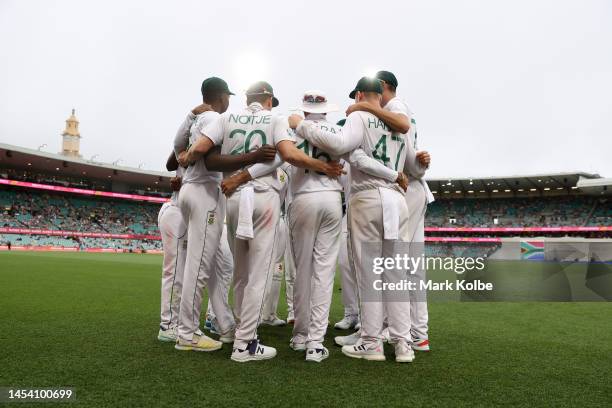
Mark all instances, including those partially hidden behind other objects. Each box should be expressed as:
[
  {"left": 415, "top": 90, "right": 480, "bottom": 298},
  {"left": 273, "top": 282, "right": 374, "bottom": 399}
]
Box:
[{"left": 0, "top": 252, "right": 611, "bottom": 407}]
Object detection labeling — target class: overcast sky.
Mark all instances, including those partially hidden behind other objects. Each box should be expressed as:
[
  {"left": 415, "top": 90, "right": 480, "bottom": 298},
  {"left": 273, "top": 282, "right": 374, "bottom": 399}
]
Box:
[{"left": 0, "top": 0, "right": 610, "bottom": 178}]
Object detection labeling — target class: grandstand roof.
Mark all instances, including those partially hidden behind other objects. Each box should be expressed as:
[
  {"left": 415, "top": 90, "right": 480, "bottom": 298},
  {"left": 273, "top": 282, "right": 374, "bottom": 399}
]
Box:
[
  {"left": 426, "top": 172, "right": 610, "bottom": 197},
  {"left": 0, "top": 142, "right": 172, "bottom": 194}
]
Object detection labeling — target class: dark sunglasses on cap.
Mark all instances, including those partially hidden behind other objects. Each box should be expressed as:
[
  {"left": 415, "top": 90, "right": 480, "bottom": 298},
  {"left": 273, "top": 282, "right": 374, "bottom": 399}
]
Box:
[{"left": 303, "top": 95, "right": 327, "bottom": 103}]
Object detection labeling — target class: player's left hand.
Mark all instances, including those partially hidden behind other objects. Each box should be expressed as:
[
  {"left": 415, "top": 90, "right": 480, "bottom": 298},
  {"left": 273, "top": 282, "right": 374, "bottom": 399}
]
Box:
[
  {"left": 396, "top": 172, "right": 408, "bottom": 192},
  {"left": 346, "top": 101, "right": 376, "bottom": 115},
  {"left": 191, "top": 103, "right": 212, "bottom": 115},
  {"left": 288, "top": 114, "right": 303, "bottom": 129},
  {"left": 321, "top": 160, "right": 345, "bottom": 179},
  {"left": 416, "top": 151, "right": 431, "bottom": 168},
  {"left": 221, "top": 175, "right": 242, "bottom": 196},
  {"left": 170, "top": 176, "right": 182, "bottom": 191},
  {"left": 177, "top": 151, "right": 191, "bottom": 168}
]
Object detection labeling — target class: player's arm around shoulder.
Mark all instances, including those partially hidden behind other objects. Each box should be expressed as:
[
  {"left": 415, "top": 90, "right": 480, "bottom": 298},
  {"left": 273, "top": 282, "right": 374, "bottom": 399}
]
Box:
[
  {"left": 180, "top": 112, "right": 223, "bottom": 167},
  {"left": 290, "top": 113, "right": 361, "bottom": 156},
  {"left": 349, "top": 100, "right": 410, "bottom": 134},
  {"left": 276, "top": 139, "right": 343, "bottom": 179}
]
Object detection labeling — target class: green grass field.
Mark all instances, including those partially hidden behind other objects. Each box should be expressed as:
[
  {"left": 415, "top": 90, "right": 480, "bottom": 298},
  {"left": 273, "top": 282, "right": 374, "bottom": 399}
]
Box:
[{"left": 1, "top": 252, "right": 611, "bottom": 407}]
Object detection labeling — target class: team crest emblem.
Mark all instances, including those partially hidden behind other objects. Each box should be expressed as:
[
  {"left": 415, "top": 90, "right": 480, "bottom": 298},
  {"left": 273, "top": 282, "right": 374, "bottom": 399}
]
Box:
[{"left": 207, "top": 212, "right": 216, "bottom": 225}]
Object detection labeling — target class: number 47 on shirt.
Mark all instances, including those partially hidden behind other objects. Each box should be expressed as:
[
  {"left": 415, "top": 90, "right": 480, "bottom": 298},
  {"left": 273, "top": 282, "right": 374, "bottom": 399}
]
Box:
[{"left": 372, "top": 134, "right": 405, "bottom": 171}]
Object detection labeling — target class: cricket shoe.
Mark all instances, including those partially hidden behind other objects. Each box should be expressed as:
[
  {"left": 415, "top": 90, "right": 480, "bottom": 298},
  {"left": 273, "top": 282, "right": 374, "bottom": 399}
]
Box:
[
  {"left": 290, "top": 338, "right": 306, "bottom": 351},
  {"left": 175, "top": 333, "right": 223, "bottom": 352},
  {"left": 305, "top": 346, "right": 329, "bottom": 363},
  {"left": 334, "top": 315, "right": 359, "bottom": 330},
  {"left": 334, "top": 330, "right": 361, "bottom": 346},
  {"left": 209, "top": 319, "right": 221, "bottom": 335},
  {"left": 412, "top": 338, "right": 430, "bottom": 352},
  {"left": 218, "top": 329, "right": 235, "bottom": 344},
  {"left": 341, "top": 339, "right": 385, "bottom": 361},
  {"left": 231, "top": 340, "right": 277, "bottom": 362},
  {"left": 204, "top": 318, "right": 213, "bottom": 331},
  {"left": 260, "top": 316, "right": 287, "bottom": 327},
  {"left": 394, "top": 340, "right": 415, "bottom": 363},
  {"left": 157, "top": 326, "right": 177, "bottom": 343}
]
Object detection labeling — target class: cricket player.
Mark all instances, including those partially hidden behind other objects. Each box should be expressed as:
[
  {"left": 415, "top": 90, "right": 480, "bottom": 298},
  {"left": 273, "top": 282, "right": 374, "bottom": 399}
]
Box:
[
  {"left": 157, "top": 152, "right": 187, "bottom": 342},
  {"left": 181, "top": 81, "right": 343, "bottom": 362},
  {"left": 347, "top": 70, "right": 433, "bottom": 351},
  {"left": 260, "top": 166, "right": 295, "bottom": 327},
  {"left": 203, "top": 223, "right": 234, "bottom": 334},
  {"left": 335, "top": 125, "right": 359, "bottom": 332},
  {"left": 198, "top": 119, "right": 278, "bottom": 335},
  {"left": 235, "top": 91, "right": 405, "bottom": 362},
  {"left": 171, "top": 76, "right": 236, "bottom": 352},
  {"left": 335, "top": 198, "right": 360, "bottom": 331},
  {"left": 289, "top": 77, "right": 414, "bottom": 363}
]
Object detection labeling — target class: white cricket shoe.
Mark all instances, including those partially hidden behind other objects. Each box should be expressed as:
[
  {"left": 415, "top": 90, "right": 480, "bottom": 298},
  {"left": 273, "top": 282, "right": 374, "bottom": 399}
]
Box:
[
  {"left": 260, "top": 316, "right": 287, "bottom": 327},
  {"left": 394, "top": 340, "right": 415, "bottom": 363},
  {"left": 334, "top": 330, "right": 361, "bottom": 346},
  {"left": 231, "top": 340, "right": 277, "bottom": 362},
  {"left": 305, "top": 346, "right": 329, "bottom": 363},
  {"left": 334, "top": 315, "right": 359, "bottom": 330},
  {"left": 174, "top": 333, "right": 223, "bottom": 352},
  {"left": 157, "top": 326, "right": 177, "bottom": 343},
  {"left": 218, "top": 329, "right": 235, "bottom": 344},
  {"left": 412, "top": 338, "right": 430, "bottom": 352},
  {"left": 341, "top": 339, "right": 385, "bottom": 361},
  {"left": 290, "top": 338, "right": 306, "bottom": 351}
]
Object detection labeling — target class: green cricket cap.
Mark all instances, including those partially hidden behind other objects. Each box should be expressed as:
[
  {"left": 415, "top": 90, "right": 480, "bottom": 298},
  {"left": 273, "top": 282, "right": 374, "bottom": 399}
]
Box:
[
  {"left": 349, "top": 76, "right": 383, "bottom": 99},
  {"left": 246, "top": 81, "right": 279, "bottom": 107},
  {"left": 201, "top": 77, "right": 234, "bottom": 98},
  {"left": 375, "top": 70, "right": 398, "bottom": 88}
]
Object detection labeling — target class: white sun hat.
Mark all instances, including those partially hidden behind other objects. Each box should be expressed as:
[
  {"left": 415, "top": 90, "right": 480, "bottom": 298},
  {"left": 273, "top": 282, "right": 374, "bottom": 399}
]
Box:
[{"left": 296, "top": 90, "right": 338, "bottom": 114}]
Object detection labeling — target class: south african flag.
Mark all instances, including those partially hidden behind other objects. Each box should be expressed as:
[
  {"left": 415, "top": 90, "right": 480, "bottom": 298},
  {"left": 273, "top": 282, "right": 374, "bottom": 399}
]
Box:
[{"left": 521, "top": 241, "right": 545, "bottom": 260}]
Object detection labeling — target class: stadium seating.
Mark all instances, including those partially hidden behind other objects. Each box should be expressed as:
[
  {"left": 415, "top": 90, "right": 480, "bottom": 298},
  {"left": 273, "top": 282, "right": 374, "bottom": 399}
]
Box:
[
  {"left": 1, "top": 185, "right": 610, "bottom": 251},
  {"left": 1, "top": 188, "right": 161, "bottom": 250},
  {"left": 427, "top": 196, "right": 611, "bottom": 227},
  {"left": 425, "top": 243, "right": 500, "bottom": 258}
]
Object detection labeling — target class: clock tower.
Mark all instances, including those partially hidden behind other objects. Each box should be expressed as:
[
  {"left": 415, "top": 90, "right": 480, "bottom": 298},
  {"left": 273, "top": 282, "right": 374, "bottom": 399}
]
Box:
[{"left": 61, "top": 108, "right": 81, "bottom": 157}]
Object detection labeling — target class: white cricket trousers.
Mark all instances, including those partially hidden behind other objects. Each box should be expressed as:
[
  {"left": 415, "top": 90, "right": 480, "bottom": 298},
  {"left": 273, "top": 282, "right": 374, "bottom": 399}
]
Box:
[
  {"left": 284, "top": 226, "right": 296, "bottom": 321},
  {"left": 405, "top": 180, "right": 429, "bottom": 341},
  {"left": 226, "top": 189, "right": 280, "bottom": 349},
  {"left": 289, "top": 191, "right": 342, "bottom": 349},
  {"left": 177, "top": 182, "right": 227, "bottom": 342},
  {"left": 338, "top": 214, "right": 359, "bottom": 317},
  {"left": 348, "top": 189, "right": 411, "bottom": 344},
  {"left": 262, "top": 216, "right": 296, "bottom": 321},
  {"left": 205, "top": 224, "right": 236, "bottom": 330},
  {"left": 158, "top": 201, "right": 187, "bottom": 330}
]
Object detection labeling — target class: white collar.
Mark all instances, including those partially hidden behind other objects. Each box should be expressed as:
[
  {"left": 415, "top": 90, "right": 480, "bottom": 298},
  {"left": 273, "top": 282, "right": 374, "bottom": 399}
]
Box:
[{"left": 247, "top": 102, "right": 265, "bottom": 113}]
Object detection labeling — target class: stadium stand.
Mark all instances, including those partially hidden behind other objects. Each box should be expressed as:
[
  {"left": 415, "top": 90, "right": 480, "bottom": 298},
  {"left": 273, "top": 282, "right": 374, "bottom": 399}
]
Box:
[
  {"left": 427, "top": 196, "right": 611, "bottom": 227},
  {"left": 425, "top": 242, "right": 501, "bottom": 259},
  {"left": 1, "top": 183, "right": 609, "bottom": 252},
  {"left": 0, "top": 142, "right": 610, "bottom": 252},
  {"left": 0, "top": 188, "right": 159, "bottom": 235}
]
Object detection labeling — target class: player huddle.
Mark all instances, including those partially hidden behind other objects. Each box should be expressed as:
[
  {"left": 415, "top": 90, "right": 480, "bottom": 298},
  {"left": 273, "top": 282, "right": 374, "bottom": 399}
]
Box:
[{"left": 157, "top": 71, "right": 433, "bottom": 363}]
